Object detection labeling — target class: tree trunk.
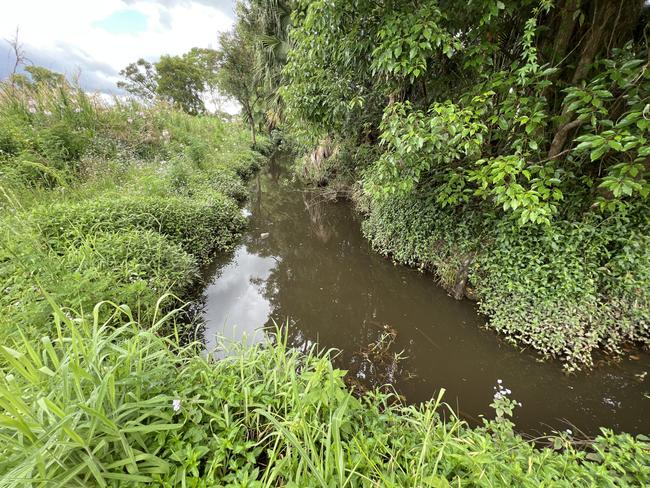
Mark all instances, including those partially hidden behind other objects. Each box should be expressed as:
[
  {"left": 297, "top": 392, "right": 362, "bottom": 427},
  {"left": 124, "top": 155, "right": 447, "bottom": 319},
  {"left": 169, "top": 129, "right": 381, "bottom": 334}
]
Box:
[
  {"left": 551, "top": 0, "right": 578, "bottom": 65},
  {"left": 250, "top": 121, "right": 256, "bottom": 145},
  {"left": 548, "top": 119, "right": 583, "bottom": 159},
  {"left": 571, "top": 1, "right": 618, "bottom": 84},
  {"left": 548, "top": 0, "right": 620, "bottom": 158},
  {"left": 451, "top": 255, "right": 474, "bottom": 301}
]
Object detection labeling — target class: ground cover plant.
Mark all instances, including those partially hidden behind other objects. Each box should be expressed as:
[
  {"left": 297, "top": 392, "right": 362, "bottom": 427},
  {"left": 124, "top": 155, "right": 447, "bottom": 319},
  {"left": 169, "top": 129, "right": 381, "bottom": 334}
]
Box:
[{"left": 0, "top": 303, "right": 648, "bottom": 487}]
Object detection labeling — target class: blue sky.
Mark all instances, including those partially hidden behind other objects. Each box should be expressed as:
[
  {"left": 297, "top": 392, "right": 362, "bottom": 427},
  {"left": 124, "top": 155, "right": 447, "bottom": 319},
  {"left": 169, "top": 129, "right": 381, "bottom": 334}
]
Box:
[
  {"left": 1, "top": 0, "right": 236, "bottom": 99},
  {"left": 93, "top": 9, "right": 149, "bottom": 35}
]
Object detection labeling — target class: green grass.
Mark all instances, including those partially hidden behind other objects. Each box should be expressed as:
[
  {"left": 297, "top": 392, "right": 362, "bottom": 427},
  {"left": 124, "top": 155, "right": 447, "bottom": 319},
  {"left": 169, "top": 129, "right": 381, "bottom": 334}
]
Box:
[
  {"left": 0, "top": 302, "right": 648, "bottom": 487},
  {"left": 0, "top": 80, "right": 261, "bottom": 341}
]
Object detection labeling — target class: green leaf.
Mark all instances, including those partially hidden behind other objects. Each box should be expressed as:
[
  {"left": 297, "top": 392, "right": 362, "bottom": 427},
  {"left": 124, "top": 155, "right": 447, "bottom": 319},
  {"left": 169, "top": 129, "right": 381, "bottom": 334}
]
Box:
[{"left": 590, "top": 145, "right": 608, "bottom": 161}]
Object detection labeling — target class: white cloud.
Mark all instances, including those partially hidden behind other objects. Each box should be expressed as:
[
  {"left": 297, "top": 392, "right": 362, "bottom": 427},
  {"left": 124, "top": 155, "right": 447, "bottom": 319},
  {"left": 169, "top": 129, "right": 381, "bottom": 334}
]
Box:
[{"left": 0, "top": 0, "right": 239, "bottom": 112}]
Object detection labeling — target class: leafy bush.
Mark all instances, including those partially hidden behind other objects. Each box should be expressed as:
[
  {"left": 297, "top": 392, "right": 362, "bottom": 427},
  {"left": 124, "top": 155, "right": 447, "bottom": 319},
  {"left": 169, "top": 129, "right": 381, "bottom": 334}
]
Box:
[
  {"left": 362, "top": 191, "right": 483, "bottom": 291},
  {"left": 0, "top": 226, "right": 198, "bottom": 338},
  {"left": 1, "top": 306, "right": 648, "bottom": 486},
  {"left": 228, "top": 151, "right": 262, "bottom": 180},
  {"left": 363, "top": 190, "right": 650, "bottom": 370},
  {"left": 169, "top": 159, "right": 248, "bottom": 203},
  {"left": 86, "top": 229, "right": 198, "bottom": 294},
  {"left": 30, "top": 193, "right": 245, "bottom": 262}
]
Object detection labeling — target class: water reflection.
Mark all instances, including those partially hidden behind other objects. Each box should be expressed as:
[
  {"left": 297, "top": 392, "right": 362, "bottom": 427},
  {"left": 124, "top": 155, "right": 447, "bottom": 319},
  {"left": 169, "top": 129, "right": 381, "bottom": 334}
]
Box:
[
  {"left": 202, "top": 151, "right": 650, "bottom": 436},
  {"left": 202, "top": 246, "right": 276, "bottom": 350}
]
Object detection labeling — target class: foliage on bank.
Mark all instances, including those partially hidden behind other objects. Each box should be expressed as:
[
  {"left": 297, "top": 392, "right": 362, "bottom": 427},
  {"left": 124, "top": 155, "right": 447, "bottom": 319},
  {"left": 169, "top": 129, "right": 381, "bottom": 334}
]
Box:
[
  {"left": 275, "top": 0, "right": 650, "bottom": 370},
  {"left": 0, "top": 78, "right": 261, "bottom": 340},
  {"left": 1, "top": 304, "right": 649, "bottom": 487},
  {"left": 362, "top": 190, "right": 649, "bottom": 369}
]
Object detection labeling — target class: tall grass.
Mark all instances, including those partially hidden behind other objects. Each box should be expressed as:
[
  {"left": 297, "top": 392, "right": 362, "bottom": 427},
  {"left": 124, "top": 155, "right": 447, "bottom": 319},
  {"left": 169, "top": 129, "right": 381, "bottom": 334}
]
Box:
[
  {"left": 1, "top": 301, "right": 648, "bottom": 486},
  {"left": 0, "top": 78, "right": 261, "bottom": 343}
]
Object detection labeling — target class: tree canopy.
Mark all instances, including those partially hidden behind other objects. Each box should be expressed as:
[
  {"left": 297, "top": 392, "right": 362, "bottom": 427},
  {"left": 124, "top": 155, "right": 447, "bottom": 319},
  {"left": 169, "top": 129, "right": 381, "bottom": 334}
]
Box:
[
  {"left": 118, "top": 48, "right": 219, "bottom": 115},
  {"left": 282, "top": 0, "right": 649, "bottom": 224}
]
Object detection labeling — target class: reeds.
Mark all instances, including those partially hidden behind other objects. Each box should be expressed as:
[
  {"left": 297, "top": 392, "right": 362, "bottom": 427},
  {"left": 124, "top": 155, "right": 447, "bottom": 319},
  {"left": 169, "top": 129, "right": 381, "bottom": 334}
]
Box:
[{"left": 1, "top": 301, "right": 647, "bottom": 486}]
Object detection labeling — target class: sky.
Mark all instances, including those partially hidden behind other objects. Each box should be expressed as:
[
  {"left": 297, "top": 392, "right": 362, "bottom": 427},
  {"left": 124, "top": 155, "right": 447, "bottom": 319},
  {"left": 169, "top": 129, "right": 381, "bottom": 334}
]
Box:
[{"left": 0, "top": 0, "right": 237, "bottom": 110}]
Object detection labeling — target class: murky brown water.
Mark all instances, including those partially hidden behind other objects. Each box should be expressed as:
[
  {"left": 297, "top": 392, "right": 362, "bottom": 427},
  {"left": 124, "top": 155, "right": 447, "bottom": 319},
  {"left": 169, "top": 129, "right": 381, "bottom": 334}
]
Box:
[{"left": 202, "top": 152, "right": 650, "bottom": 436}]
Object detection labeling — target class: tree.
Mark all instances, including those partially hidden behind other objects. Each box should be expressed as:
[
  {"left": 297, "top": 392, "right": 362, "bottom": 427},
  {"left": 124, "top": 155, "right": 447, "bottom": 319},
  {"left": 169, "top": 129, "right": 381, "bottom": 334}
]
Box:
[
  {"left": 216, "top": 29, "right": 261, "bottom": 143},
  {"left": 5, "top": 27, "right": 28, "bottom": 81},
  {"left": 117, "top": 49, "right": 220, "bottom": 114},
  {"left": 24, "top": 66, "right": 66, "bottom": 88},
  {"left": 283, "top": 0, "right": 649, "bottom": 222},
  {"left": 236, "top": 0, "right": 294, "bottom": 129},
  {"left": 117, "top": 58, "right": 158, "bottom": 103},
  {"left": 185, "top": 47, "right": 220, "bottom": 109},
  {"left": 156, "top": 54, "right": 207, "bottom": 115}
]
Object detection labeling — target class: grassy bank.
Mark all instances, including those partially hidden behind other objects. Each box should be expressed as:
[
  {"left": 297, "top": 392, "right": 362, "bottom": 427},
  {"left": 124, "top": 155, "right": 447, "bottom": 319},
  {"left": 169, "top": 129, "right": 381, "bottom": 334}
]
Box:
[
  {"left": 1, "top": 304, "right": 648, "bottom": 486},
  {"left": 0, "top": 81, "right": 262, "bottom": 341}
]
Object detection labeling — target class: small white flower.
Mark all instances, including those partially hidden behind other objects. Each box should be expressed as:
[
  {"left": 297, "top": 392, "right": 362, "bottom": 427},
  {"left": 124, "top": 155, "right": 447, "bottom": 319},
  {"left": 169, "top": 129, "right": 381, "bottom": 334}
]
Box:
[
  {"left": 28, "top": 107, "right": 37, "bottom": 114},
  {"left": 566, "top": 429, "right": 572, "bottom": 435},
  {"left": 172, "top": 399, "right": 181, "bottom": 412},
  {"left": 44, "top": 110, "right": 52, "bottom": 116},
  {"left": 497, "top": 379, "right": 502, "bottom": 384},
  {"left": 74, "top": 107, "right": 82, "bottom": 113},
  {"left": 127, "top": 117, "right": 133, "bottom": 124}
]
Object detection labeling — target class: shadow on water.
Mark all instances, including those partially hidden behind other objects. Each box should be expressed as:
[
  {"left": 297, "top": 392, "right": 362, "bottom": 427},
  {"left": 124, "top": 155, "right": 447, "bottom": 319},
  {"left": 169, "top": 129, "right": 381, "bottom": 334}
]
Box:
[{"left": 200, "top": 151, "right": 650, "bottom": 436}]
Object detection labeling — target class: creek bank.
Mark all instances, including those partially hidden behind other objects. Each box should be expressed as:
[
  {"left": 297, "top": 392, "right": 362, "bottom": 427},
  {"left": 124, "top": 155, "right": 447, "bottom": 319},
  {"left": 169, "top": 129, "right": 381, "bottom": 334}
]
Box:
[
  {"left": 293, "top": 141, "right": 649, "bottom": 372},
  {"left": 200, "top": 151, "right": 650, "bottom": 437},
  {"left": 0, "top": 82, "right": 263, "bottom": 342},
  {"left": 4, "top": 312, "right": 650, "bottom": 486}
]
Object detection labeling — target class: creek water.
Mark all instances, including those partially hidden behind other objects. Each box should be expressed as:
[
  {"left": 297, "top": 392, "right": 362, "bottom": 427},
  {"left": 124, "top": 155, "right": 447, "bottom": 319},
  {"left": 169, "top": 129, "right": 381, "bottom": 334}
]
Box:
[{"left": 202, "top": 152, "right": 649, "bottom": 436}]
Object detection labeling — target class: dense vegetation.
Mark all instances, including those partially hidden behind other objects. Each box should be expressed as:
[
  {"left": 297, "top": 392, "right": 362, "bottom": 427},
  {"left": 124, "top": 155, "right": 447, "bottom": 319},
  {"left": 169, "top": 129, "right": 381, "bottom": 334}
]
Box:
[
  {"left": 1, "top": 1, "right": 649, "bottom": 485},
  {"left": 222, "top": 0, "right": 650, "bottom": 371},
  {"left": 0, "top": 75, "right": 261, "bottom": 342},
  {"left": 1, "top": 305, "right": 648, "bottom": 486}
]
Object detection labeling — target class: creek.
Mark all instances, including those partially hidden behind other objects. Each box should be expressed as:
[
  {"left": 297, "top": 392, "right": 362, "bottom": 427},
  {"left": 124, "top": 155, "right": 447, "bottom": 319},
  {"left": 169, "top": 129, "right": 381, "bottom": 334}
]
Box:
[{"left": 201, "top": 151, "right": 649, "bottom": 436}]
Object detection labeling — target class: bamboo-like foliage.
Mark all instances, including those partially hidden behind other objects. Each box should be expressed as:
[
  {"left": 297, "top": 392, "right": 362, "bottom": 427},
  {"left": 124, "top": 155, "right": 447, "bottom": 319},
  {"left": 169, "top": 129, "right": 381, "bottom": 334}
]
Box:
[
  {"left": 0, "top": 297, "right": 185, "bottom": 486},
  {"left": 2, "top": 299, "right": 648, "bottom": 486}
]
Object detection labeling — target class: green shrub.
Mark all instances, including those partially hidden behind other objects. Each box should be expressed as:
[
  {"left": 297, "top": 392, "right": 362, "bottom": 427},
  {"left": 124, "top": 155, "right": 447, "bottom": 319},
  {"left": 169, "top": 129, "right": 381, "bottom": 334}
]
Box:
[
  {"left": 362, "top": 191, "right": 482, "bottom": 290},
  {"left": 86, "top": 229, "right": 198, "bottom": 294},
  {"left": 30, "top": 193, "right": 245, "bottom": 262},
  {"left": 169, "top": 159, "right": 248, "bottom": 203},
  {"left": 475, "top": 206, "right": 650, "bottom": 370},
  {"left": 1, "top": 306, "right": 648, "bottom": 486},
  {"left": 201, "top": 168, "right": 248, "bottom": 202},
  {"left": 0, "top": 226, "right": 197, "bottom": 337},
  {"left": 363, "top": 190, "right": 650, "bottom": 370},
  {"left": 229, "top": 152, "right": 262, "bottom": 180}
]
